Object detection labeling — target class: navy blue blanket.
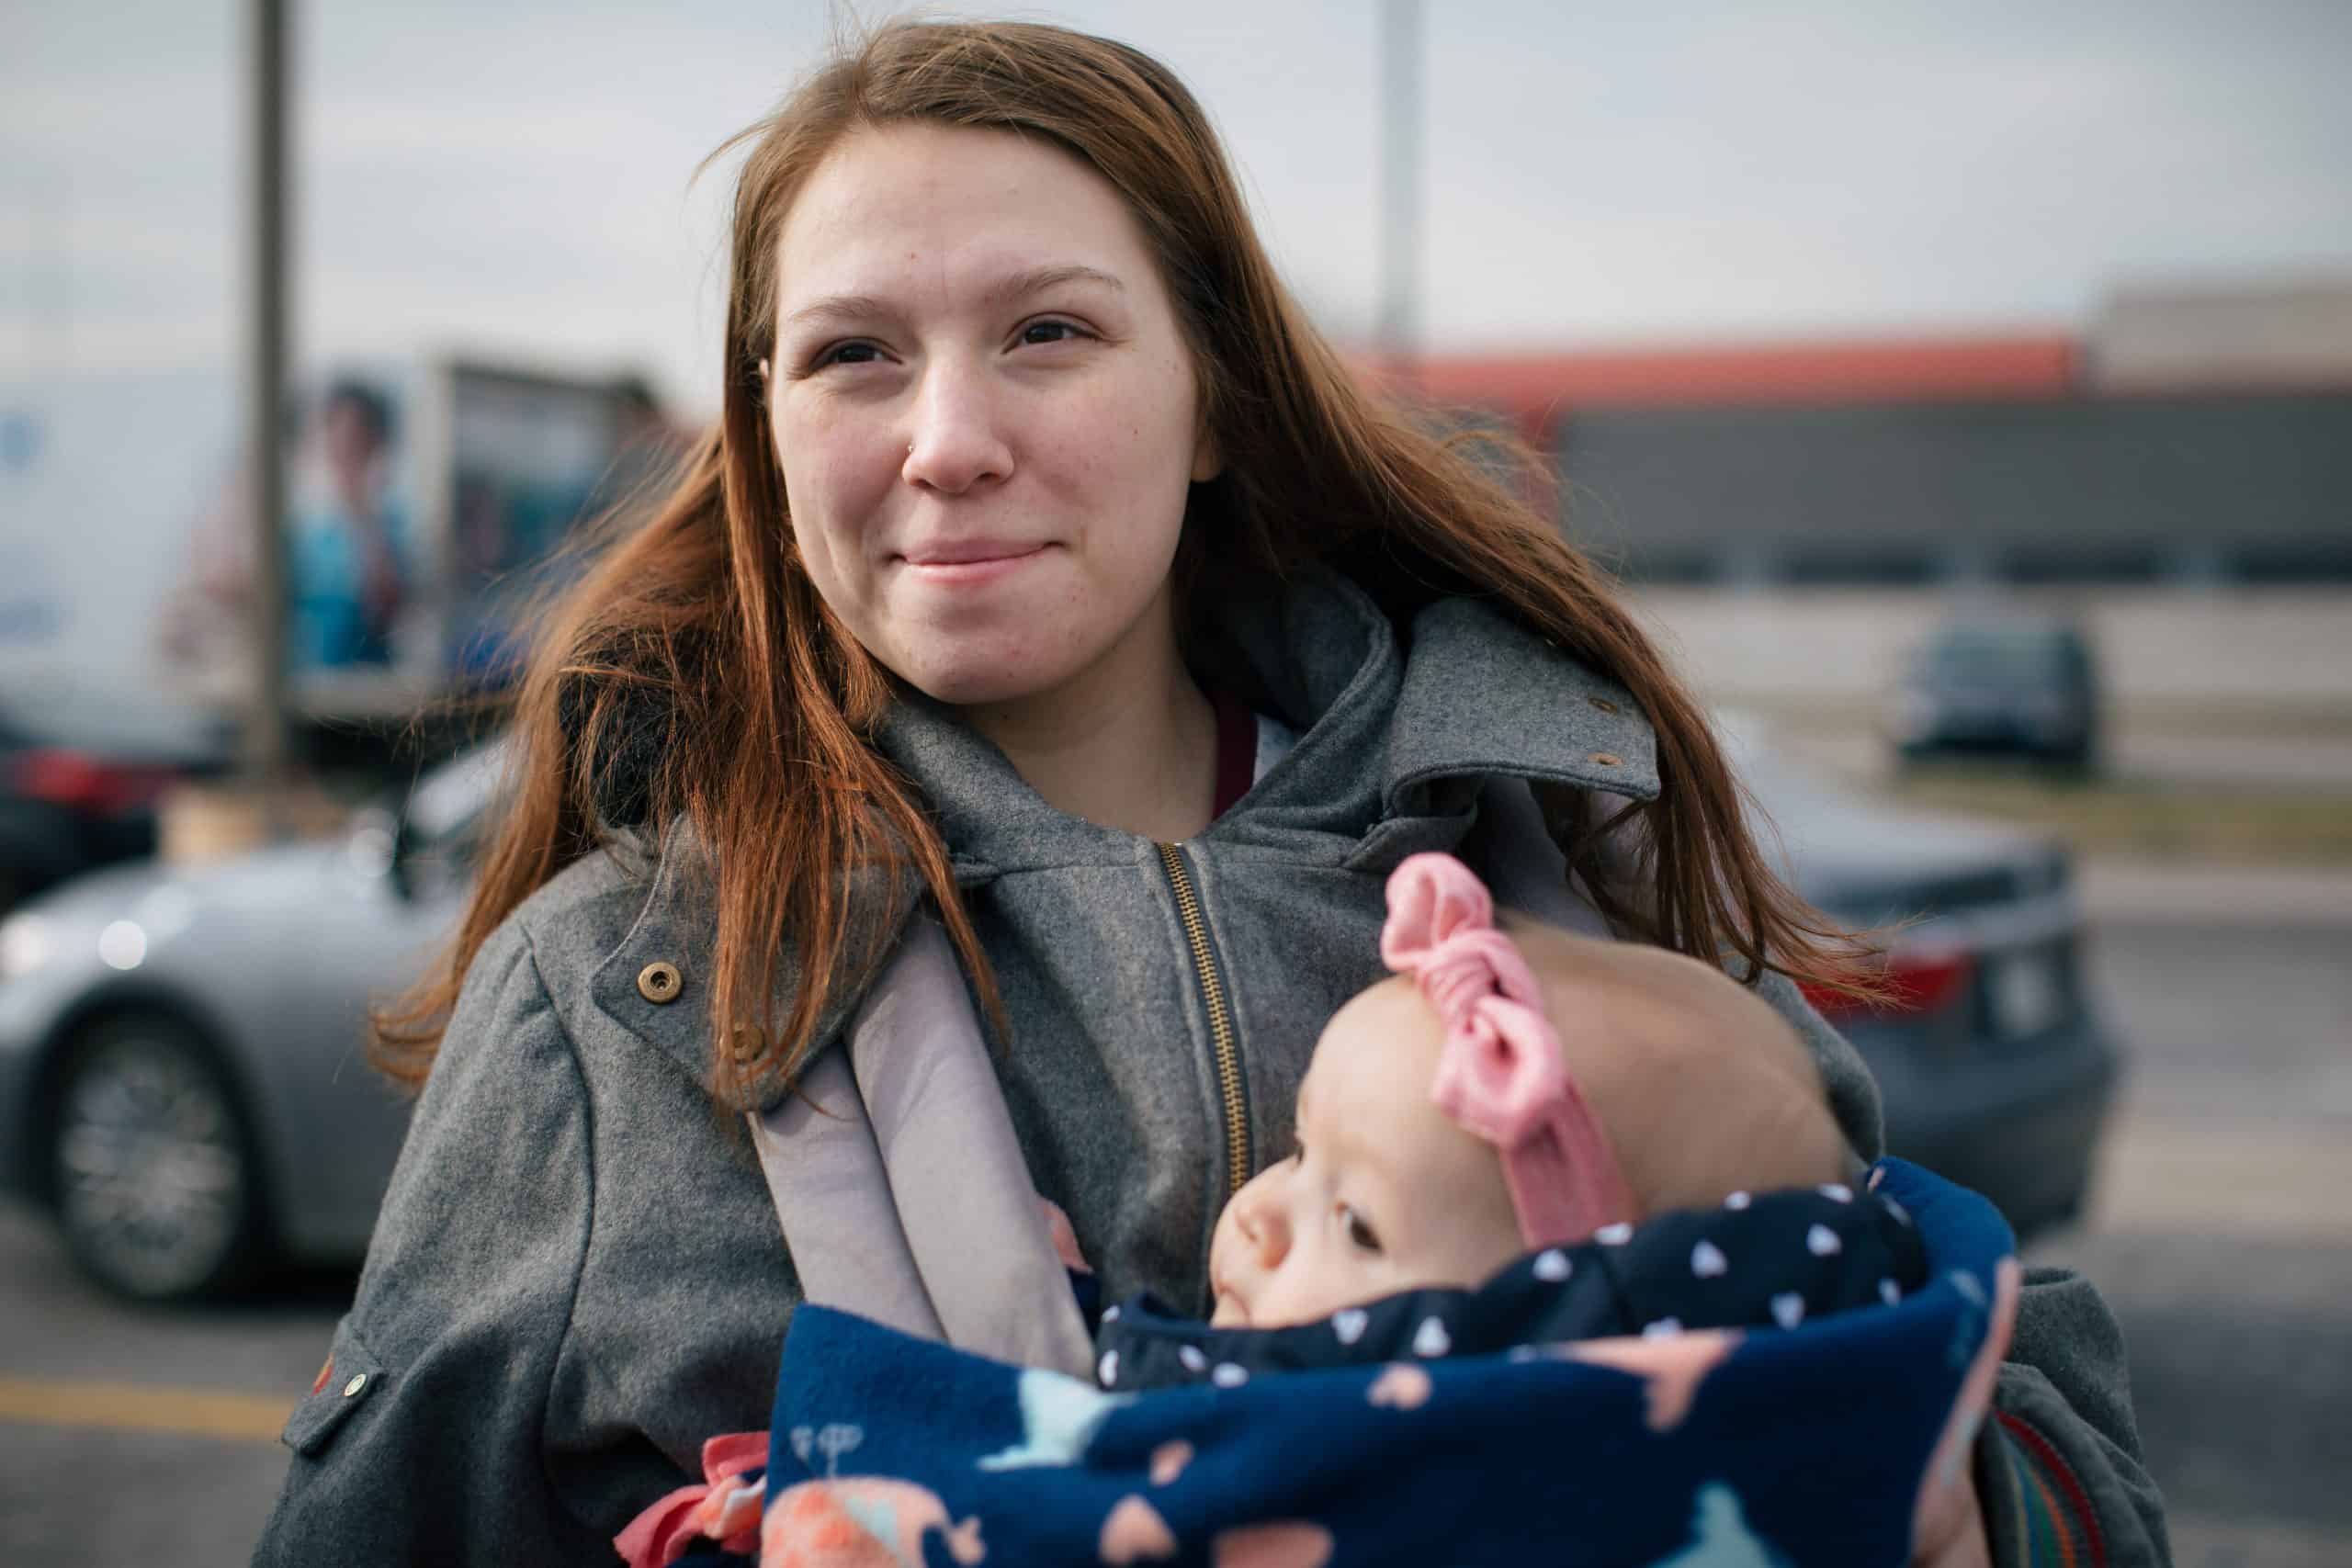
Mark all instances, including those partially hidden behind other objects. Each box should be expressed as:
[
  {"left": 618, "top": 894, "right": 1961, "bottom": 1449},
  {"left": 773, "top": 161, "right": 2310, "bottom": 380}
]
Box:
[{"left": 744, "top": 1158, "right": 2013, "bottom": 1568}]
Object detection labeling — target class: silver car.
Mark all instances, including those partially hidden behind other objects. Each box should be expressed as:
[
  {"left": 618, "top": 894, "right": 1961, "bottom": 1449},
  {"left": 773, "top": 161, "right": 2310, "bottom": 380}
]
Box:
[
  {"left": 0, "top": 746, "right": 501, "bottom": 1299},
  {"left": 0, "top": 737, "right": 2117, "bottom": 1301}
]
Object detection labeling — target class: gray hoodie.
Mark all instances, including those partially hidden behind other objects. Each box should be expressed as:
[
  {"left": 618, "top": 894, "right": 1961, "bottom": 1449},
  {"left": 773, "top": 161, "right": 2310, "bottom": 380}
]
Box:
[{"left": 254, "top": 570, "right": 2165, "bottom": 1565}]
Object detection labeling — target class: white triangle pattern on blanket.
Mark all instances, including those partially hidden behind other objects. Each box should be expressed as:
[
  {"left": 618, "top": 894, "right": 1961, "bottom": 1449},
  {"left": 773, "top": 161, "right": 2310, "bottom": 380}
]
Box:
[{"left": 1647, "top": 1483, "right": 1796, "bottom": 1567}]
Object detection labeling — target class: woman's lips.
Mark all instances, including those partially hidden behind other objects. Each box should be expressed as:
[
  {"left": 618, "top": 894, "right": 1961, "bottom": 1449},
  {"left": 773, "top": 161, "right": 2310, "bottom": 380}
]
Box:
[{"left": 896, "top": 540, "right": 1051, "bottom": 586}]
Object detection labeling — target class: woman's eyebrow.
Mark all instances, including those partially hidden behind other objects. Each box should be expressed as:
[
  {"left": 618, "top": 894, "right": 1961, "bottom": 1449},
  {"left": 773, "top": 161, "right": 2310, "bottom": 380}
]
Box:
[
  {"left": 780, "top": 292, "right": 894, "bottom": 332},
  {"left": 984, "top": 263, "right": 1125, "bottom": 304},
  {"left": 782, "top": 265, "right": 1125, "bottom": 333}
]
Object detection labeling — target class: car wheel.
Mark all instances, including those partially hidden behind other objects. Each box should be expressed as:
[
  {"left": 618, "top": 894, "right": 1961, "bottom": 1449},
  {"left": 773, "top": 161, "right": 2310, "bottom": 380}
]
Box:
[{"left": 48, "top": 1017, "right": 266, "bottom": 1301}]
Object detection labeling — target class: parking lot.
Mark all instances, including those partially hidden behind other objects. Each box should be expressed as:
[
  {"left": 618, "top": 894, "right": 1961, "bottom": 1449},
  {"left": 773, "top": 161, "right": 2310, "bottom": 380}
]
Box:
[{"left": 1, "top": 860, "right": 2346, "bottom": 1565}]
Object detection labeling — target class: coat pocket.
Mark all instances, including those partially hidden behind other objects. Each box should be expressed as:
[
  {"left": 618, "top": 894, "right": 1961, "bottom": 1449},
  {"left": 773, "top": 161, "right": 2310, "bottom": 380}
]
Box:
[{"left": 280, "top": 1314, "right": 387, "bottom": 1457}]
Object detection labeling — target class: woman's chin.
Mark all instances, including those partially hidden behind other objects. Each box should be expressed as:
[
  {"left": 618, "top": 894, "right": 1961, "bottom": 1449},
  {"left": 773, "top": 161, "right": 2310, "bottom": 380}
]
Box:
[{"left": 882, "top": 638, "right": 1080, "bottom": 709}]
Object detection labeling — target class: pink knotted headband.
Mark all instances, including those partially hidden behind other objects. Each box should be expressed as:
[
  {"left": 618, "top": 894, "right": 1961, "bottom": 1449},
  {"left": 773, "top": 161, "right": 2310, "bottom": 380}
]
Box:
[{"left": 1381, "top": 852, "right": 1634, "bottom": 1249}]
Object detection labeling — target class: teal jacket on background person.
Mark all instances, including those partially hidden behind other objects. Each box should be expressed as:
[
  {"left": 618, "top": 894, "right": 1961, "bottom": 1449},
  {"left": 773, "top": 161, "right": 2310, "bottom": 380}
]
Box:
[{"left": 251, "top": 570, "right": 2166, "bottom": 1566}]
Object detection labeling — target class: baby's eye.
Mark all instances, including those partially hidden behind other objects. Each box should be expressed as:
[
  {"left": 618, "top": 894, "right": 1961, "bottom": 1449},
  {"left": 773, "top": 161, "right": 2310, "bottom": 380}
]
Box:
[{"left": 1340, "top": 1205, "right": 1383, "bottom": 1256}]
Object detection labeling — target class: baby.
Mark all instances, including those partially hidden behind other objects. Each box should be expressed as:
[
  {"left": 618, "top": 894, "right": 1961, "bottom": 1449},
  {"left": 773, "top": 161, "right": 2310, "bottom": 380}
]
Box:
[{"left": 1095, "top": 852, "right": 1919, "bottom": 1386}]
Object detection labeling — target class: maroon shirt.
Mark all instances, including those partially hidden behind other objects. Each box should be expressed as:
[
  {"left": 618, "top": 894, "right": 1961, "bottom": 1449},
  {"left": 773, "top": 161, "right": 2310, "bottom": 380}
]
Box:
[{"left": 1211, "top": 691, "right": 1257, "bottom": 820}]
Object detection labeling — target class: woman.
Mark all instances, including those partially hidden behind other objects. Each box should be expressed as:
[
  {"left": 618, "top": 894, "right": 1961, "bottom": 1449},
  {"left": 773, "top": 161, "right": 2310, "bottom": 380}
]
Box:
[{"left": 254, "top": 20, "right": 2164, "bottom": 1566}]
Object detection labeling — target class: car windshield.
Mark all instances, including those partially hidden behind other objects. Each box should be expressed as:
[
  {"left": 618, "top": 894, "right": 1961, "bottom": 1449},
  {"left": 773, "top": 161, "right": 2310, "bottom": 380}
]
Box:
[
  {"left": 409, "top": 743, "right": 507, "bottom": 843},
  {"left": 1917, "top": 624, "right": 2073, "bottom": 681},
  {"left": 396, "top": 740, "right": 514, "bottom": 884}
]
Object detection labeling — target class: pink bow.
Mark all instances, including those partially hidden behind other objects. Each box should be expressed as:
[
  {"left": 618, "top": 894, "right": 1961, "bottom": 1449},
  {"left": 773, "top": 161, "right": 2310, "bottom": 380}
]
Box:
[
  {"left": 613, "top": 1431, "right": 768, "bottom": 1567},
  {"left": 1381, "top": 853, "right": 1634, "bottom": 1248}
]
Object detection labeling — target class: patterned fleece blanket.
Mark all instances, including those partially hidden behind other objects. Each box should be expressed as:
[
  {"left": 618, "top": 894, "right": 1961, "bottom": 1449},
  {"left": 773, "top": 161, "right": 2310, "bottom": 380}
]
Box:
[{"left": 627, "top": 1158, "right": 2018, "bottom": 1568}]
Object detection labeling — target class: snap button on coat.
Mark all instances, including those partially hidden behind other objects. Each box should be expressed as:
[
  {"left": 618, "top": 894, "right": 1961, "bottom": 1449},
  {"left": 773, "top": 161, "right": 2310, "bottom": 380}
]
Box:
[{"left": 637, "top": 961, "right": 683, "bottom": 1004}]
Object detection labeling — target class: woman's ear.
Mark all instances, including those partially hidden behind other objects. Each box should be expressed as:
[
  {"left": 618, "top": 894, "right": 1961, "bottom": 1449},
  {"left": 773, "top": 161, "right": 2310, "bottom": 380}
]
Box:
[{"left": 1190, "top": 423, "right": 1223, "bottom": 484}]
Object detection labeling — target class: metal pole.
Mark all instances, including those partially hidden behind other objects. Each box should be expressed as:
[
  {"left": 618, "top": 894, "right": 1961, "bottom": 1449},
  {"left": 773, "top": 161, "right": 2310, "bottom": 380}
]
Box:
[
  {"left": 1375, "top": 0, "right": 1423, "bottom": 380},
  {"left": 243, "top": 0, "right": 290, "bottom": 792}
]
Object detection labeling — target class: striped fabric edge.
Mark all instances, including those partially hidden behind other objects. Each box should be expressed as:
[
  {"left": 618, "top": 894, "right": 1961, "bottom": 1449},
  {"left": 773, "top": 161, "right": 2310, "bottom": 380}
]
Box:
[{"left": 1982, "top": 1408, "right": 2108, "bottom": 1568}]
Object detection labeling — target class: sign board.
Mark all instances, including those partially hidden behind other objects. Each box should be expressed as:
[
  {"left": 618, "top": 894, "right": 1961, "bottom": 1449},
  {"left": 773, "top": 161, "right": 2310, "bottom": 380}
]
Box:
[{"left": 164, "top": 356, "right": 663, "bottom": 721}]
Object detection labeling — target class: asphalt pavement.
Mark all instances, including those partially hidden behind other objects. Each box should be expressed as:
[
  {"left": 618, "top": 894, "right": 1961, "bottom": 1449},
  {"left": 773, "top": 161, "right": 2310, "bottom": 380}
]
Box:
[
  {"left": 0, "top": 859, "right": 2346, "bottom": 1566},
  {"left": 2034, "top": 888, "right": 2352, "bottom": 1567},
  {"left": 0, "top": 1217, "right": 345, "bottom": 1561}
]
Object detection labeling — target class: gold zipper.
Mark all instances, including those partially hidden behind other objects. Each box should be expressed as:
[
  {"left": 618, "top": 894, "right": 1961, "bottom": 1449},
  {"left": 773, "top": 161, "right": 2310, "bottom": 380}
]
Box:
[{"left": 1158, "top": 841, "right": 1250, "bottom": 1202}]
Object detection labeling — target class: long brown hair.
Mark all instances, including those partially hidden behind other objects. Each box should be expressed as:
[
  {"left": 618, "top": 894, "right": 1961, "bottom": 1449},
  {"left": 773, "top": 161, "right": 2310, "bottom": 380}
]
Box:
[{"left": 374, "top": 17, "right": 1879, "bottom": 1098}]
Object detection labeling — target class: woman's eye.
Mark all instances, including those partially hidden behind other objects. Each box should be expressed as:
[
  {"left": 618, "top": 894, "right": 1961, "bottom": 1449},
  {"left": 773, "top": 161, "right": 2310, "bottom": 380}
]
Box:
[
  {"left": 1340, "top": 1206, "right": 1383, "bottom": 1255},
  {"left": 812, "top": 341, "right": 883, "bottom": 369},
  {"left": 1018, "top": 319, "right": 1087, "bottom": 346}
]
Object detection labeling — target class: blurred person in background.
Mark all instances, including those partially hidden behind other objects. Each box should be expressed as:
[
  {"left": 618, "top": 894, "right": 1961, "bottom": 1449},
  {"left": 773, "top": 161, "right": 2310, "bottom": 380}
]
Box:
[
  {"left": 288, "top": 378, "right": 408, "bottom": 669},
  {"left": 162, "top": 378, "right": 411, "bottom": 677},
  {"left": 252, "top": 18, "right": 2164, "bottom": 1567}
]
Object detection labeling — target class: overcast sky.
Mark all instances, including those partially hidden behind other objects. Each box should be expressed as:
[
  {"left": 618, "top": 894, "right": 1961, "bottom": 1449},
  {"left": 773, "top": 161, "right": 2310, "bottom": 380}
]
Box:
[
  {"left": 3, "top": 0, "right": 2349, "bottom": 693},
  {"left": 6, "top": 0, "right": 2352, "bottom": 412}
]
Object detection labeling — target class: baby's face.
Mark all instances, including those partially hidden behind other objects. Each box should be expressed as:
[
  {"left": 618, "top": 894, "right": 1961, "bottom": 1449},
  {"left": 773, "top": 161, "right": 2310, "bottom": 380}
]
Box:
[{"left": 1207, "top": 980, "right": 1522, "bottom": 1329}]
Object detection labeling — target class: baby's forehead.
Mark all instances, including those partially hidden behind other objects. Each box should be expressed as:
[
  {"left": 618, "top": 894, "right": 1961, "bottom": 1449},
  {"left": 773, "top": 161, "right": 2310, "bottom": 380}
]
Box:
[
  {"left": 1318, "top": 976, "right": 1439, "bottom": 1054},
  {"left": 1306, "top": 980, "right": 1443, "bottom": 1095},
  {"left": 1304, "top": 981, "right": 1513, "bottom": 1195},
  {"left": 1333, "top": 972, "right": 1433, "bottom": 1025}
]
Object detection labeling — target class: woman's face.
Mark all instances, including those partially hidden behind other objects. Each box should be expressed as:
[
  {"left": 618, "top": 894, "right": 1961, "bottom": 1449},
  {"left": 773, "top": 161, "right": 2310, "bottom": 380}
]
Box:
[{"left": 766, "top": 122, "right": 1219, "bottom": 709}]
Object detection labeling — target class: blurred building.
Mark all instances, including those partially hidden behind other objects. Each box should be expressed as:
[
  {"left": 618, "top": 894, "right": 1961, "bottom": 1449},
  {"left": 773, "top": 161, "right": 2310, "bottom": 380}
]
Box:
[
  {"left": 2091, "top": 276, "right": 2352, "bottom": 392},
  {"left": 1404, "top": 278, "right": 2352, "bottom": 588}
]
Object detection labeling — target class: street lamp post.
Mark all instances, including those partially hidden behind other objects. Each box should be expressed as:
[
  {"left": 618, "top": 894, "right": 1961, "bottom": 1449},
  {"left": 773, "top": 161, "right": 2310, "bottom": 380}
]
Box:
[
  {"left": 1375, "top": 0, "right": 1423, "bottom": 383},
  {"left": 243, "top": 0, "right": 290, "bottom": 795}
]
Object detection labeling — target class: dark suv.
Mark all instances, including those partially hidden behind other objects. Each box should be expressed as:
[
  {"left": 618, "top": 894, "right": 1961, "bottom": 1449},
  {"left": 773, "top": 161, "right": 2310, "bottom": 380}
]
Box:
[{"left": 1888, "top": 615, "right": 2100, "bottom": 770}]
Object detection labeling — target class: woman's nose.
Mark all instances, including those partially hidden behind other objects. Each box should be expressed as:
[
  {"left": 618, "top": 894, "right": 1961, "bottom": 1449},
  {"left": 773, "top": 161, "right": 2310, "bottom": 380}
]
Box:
[{"left": 902, "top": 362, "right": 1013, "bottom": 495}]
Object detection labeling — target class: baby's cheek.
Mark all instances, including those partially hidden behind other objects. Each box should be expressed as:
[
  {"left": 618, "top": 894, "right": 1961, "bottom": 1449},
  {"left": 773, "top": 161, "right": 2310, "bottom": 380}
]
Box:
[
  {"left": 1273, "top": 1269, "right": 1380, "bottom": 1329},
  {"left": 1414, "top": 1220, "right": 1525, "bottom": 1297}
]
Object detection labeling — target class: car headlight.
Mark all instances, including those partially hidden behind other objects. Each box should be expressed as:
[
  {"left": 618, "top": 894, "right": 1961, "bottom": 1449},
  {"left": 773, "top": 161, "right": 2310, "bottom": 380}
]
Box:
[{"left": 0, "top": 913, "right": 56, "bottom": 982}]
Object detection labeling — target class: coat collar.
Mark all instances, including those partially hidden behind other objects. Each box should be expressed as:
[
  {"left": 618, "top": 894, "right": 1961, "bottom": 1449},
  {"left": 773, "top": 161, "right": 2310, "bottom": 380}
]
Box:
[
  {"left": 873, "top": 569, "right": 1658, "bottom": 882},
  {"left": 1387, "top": 590, "right": 1658, "bottom": 810}
]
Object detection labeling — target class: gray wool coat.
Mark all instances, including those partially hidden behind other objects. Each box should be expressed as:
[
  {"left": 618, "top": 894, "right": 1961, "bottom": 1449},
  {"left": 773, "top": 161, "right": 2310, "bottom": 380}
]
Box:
[{"left": 253, "top": 570, "right": 2166, "bottom": 1566}]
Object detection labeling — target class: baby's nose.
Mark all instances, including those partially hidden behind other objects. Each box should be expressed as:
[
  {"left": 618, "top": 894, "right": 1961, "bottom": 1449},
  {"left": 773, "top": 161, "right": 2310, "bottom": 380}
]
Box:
[{"left": 1233, "top": 1177, "right": 1291, "bottom": 1268}]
